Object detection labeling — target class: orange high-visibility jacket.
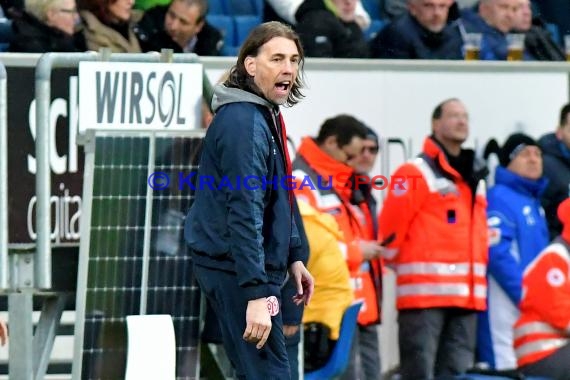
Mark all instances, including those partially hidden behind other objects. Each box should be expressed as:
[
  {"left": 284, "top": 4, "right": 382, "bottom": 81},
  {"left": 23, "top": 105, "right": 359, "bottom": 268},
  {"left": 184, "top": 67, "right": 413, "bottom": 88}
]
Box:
[
  {"left": 292, "top": 137, "right": 381, "bottom": 325},
  {"left": 514, "top": 240, "right": 570, "bottom": 367},
  {"left": 378, "top": 137, "right": 488, "bottom": 311}
]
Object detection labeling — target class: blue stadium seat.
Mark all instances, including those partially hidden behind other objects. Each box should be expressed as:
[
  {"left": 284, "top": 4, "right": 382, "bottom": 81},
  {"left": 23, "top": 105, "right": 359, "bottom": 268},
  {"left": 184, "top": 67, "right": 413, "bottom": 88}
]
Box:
[
  {"left": 545, "top": 22, "right": 561, "bottom": 46},
  {"left": 0, "top": 18, "right": 13, "bottom": 52},
  {"left": 208, "top": 0, "right": 227, "bottom": 15},
  {"left": 221, "top": 45, "right": 240, "bottom": 57},
  {"left": 304, "top": 301, "right": 362, "bottom": 380},
  {"left": 252, "top": 0, "right": 264, "bottom": 15},
  {"left": 361, "top": 0, "right": 382, "bottom": 20},
  {"left": 227, "top": 0, "right": 257, "bottom": 15},
  {"left": 206, "top": 14, "right": 235, "bottom": 48},
  {"left": 234, "top": 15, "right": 261, "bottom": 46},
  {"left": 364, "top": 19, "right": 386, "bottom": 41}
]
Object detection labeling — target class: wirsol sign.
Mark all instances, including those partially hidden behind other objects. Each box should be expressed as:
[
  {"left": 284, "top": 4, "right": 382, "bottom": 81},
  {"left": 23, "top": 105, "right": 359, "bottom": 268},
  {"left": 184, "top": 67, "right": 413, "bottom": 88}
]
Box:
[{"left": 79, "top": 62, "right": 203, "bottom": 131}]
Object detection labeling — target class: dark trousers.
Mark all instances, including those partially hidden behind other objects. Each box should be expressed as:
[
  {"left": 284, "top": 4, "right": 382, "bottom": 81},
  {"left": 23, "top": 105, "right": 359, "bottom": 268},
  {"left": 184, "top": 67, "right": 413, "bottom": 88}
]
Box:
[
  {"left": 341, "top": 324, "right": 381, "bottom": 380},
  {"left": 520, "top": 342, "right": 570, "bottom": 380},
  {"left": 193, "top": 264, "right": 290, "bottom": 380},
  {"left": 285, "top": 329, "right": 301, "bottom": 380},
  {"left": 398, "top": 307, "right": 477, "bottom": 380}
]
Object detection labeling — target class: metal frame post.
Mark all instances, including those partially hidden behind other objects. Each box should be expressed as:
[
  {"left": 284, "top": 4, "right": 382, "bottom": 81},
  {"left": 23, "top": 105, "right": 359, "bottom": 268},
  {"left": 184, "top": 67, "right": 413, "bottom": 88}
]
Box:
[{"left": 0, "top": 63, "right": 8, "bottom": 290}]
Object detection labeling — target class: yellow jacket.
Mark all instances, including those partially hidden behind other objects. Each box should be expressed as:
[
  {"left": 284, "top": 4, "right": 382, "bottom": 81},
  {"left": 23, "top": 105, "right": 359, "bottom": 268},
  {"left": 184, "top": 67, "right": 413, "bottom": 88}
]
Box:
[{"left": 299, "top": 199, "right": 353, "bottom": 340}]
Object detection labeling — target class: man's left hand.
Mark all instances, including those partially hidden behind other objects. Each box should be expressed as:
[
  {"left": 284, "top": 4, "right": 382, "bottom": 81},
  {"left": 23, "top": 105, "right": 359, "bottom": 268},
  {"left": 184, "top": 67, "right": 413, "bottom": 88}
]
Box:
[{"left": 288, "top": 261, "right": 314, "bottom": 306}]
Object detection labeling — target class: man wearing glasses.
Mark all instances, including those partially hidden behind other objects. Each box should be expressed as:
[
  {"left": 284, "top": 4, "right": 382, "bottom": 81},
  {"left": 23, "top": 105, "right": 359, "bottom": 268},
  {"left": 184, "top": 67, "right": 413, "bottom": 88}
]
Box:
[
  {"left": 9, "top": 0, "right": 85, "bottom": 52},
  {"left": 341, "top": 126, "right": 384, "bottom": 380},
  {"left": 292, "top": 115, "right": 384, "bottom": 375}
]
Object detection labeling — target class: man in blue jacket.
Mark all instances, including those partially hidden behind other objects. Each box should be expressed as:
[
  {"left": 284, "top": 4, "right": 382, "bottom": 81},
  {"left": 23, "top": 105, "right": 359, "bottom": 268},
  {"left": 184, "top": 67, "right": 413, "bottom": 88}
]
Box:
[
  {"left": 184, "top": 21, "right": 314, "bottom": 380},
  {"left": 477, "top": 133, "right": 549, "bottom": 371},
  {"left": 462, "top": 0, "right": 517, "bottom": 60},
  {"left": 370, "top": 0, "right": 463, "bottom": 59}
]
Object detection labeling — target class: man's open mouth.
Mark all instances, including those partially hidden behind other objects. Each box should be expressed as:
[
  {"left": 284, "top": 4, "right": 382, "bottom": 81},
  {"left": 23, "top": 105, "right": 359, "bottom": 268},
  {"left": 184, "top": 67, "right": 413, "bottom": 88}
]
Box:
[{"left": 275, "top": 81, "right": 291, "bottom": 91}]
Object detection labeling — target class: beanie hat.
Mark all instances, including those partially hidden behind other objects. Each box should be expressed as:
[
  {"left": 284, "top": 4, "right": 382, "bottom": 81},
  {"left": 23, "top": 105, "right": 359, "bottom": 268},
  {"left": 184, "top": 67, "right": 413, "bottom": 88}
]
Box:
[
  {"left": 558, "top": 198, "right": 570, "bottom": 242},
  {"left": 499, "top": 133, "right": 539, "bottom": 167}
]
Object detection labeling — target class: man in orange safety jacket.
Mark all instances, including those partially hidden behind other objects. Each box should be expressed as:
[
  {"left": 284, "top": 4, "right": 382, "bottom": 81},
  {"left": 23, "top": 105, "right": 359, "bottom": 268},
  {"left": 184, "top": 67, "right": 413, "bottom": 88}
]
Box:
[
  {"left": 514, "top": 197, "right": 570, "bottom": 380},
  {"left": 378, "top": 98, "right": 489, "bottom": 379},
  {"left": 292, "top": 115, "right": 384, "bottom": 334}
]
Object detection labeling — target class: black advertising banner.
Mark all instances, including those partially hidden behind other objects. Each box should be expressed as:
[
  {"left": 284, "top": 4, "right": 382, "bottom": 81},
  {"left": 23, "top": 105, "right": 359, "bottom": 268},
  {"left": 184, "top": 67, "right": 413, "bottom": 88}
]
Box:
[{"left": 7, "top": 67, "right": 84, "bottom": 247}]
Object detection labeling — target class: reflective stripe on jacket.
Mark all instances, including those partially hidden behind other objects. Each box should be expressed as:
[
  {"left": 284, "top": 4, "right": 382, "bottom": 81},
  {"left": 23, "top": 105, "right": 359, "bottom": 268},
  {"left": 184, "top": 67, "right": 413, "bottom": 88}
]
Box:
[
  {"left": 514, "top": 240, "right": 570, "bottom": 367},
  {"left": 378, "top": 137, "right": 488, "bottom": 310}
]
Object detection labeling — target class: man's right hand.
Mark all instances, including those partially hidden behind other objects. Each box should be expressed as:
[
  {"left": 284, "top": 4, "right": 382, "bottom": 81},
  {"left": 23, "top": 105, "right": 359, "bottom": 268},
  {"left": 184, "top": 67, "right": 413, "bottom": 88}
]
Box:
[
  {"left": 243, "top": 298, "right": 272, "bottom": 349},
  {"left": 359, "top": 240, "right": 383, "bottom": 261}
]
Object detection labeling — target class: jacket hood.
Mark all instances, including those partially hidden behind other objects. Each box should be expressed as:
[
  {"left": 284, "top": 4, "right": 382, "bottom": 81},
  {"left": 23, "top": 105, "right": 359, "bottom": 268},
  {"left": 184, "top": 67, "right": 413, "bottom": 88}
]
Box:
[{"left": 211, "top": 84, "right": 275, "bottom": 113}]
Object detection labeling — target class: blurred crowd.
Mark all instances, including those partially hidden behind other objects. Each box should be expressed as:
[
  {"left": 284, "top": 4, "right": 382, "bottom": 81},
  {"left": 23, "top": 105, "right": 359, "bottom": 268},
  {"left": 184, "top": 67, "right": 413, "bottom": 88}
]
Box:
[{"left": 0, "top": 0, "right": 568, "bottom": 62}]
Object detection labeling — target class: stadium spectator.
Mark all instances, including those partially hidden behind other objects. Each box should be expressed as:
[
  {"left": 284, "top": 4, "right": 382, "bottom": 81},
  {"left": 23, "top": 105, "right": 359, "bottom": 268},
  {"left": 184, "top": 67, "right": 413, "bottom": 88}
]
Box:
[
  {"left": 264, "top": 0, "right": 371, "bottom": 30},
  {"left": 341, "top": 126, "right": 383, "bottom": 380},
  {"left": 9, "top": 0, "right": 86, "bottom": 51},
  {"left": 136, "top": 0, "right": 223, "bottom": 55},
  {"left": 511, "top": 0, "right": 564, "bottom": 61},
  {"left": 292, "top": 114, "right": 383, "bottom": 377},
  {"left": 383, "top": 0, "right": 479, "bottom": 20},
  {"left": 476, "top": 133, "right": 549, "bottom": 371},
  {"left": 184, "top": 21, "right": 313, "bottom": 379},
  {"left": 461, "top": 0, "right": 517, "bottom": 60},
  {"left": 378, "top": 98, "right": 489, "bottom": 379},
  {"left": 79, "top": 0, "right": 142, "bottom": 52},
  {"left": 370, "top": 0, "right": 463, "bottom": 59},
  {"left": 295, "top": 0, "right": 369, "bottom": 58},
  {"left": 298, "top": 198, "right": 354, "bottom": 372},
  {"left": 539, "top": 103, "right": 570, "bottom": 239},
  {"left": 513, "top": 198, "right": 570, "bottom": 379}
]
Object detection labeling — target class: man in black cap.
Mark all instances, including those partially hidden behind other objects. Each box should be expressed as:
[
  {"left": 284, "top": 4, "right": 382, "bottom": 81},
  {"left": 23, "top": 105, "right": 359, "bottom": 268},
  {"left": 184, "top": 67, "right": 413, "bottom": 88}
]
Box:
[{"left": 477, "top": 132, "right": 550, "bottom": 371}]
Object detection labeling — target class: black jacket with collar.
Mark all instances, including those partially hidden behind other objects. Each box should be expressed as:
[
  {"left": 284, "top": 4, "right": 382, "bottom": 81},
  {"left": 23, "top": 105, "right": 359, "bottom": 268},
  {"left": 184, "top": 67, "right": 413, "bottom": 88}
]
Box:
[
  {"left": 136, "top": 5, "right": 222, "bottom": 56},
  {"left": 294, "top": 0, "right": 369, "bottom": 58},
  {"left": 370, "top": 12, "right": 463, "bottom": 59}
]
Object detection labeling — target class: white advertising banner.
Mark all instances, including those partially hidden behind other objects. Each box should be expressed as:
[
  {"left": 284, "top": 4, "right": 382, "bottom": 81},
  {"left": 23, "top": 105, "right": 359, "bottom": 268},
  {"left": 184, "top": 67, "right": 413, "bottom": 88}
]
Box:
[{"left": 79, "top": 62, "right": 202, "bottom": 132}]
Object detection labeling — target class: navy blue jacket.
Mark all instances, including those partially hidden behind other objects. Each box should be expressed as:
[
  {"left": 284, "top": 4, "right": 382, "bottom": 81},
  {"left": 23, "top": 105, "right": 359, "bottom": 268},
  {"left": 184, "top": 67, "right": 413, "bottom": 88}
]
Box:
[
  {"left": 461, "top": 8, "right": 510, "bottom": 60},
  {"left": 370, "top": 12, "right": 463, "bottom": 59},
  {"left": 539, "top": 133, "right": 570, "bottom": 239},
  {"left": 185, "top": 85, "right": 303, "bottom": 301}
]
